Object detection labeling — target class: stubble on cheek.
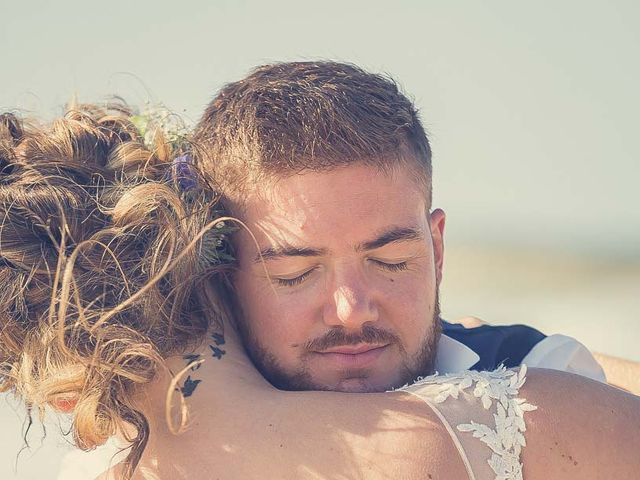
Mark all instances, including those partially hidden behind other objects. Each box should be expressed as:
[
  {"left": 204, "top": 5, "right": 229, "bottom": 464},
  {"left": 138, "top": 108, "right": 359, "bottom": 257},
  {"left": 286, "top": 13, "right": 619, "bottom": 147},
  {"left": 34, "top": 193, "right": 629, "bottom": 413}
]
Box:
[{"left": 232, "top": 308, "right": 315, "bottom": 391}]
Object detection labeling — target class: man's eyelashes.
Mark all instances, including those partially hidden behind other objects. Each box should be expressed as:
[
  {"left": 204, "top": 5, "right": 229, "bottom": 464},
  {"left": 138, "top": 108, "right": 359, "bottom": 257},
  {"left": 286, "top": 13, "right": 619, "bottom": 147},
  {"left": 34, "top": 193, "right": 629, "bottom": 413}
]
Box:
[
  {"left": 370, "top": 259, "right": 409, "bottom": 272},
  {"left": 273, "top": 260, "right": 409, "bottom": 287},
  {"left": 274, "top": 267, "right": 319, "bottom": 287}
]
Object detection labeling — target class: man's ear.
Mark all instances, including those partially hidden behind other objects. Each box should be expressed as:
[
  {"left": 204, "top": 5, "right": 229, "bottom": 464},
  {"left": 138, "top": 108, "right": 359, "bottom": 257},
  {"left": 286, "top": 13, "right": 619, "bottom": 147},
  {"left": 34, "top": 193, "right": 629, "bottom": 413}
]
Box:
[{"left": 429, "top": 208, "right": 446, "bottom": 285}]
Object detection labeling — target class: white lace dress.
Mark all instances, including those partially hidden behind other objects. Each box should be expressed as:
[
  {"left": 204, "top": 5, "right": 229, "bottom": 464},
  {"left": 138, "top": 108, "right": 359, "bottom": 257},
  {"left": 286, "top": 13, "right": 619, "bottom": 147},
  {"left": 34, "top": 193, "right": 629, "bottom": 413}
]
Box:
[{"left": 396, "top": 365, "right": 537, "bottom": 480}]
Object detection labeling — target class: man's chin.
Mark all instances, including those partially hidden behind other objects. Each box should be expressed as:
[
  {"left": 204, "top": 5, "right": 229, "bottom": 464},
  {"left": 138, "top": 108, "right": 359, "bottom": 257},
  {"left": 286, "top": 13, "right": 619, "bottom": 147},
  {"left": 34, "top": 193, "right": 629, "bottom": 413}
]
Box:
[
  {"left": 267, "top": 369, "right": 400, "bottom": 392},
  {"left": 331, "top": 377, "right": 391, "bottom": 393},
  {"left": 315, "top": 369, "right": 410, "bottom": 392}
]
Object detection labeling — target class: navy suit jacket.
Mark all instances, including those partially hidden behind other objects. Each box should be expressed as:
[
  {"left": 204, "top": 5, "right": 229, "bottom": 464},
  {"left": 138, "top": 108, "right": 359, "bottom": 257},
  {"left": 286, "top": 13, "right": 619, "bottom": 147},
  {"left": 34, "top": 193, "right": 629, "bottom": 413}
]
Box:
[{"left": 441, "top": 320, "right": 546, "bottom": 371}]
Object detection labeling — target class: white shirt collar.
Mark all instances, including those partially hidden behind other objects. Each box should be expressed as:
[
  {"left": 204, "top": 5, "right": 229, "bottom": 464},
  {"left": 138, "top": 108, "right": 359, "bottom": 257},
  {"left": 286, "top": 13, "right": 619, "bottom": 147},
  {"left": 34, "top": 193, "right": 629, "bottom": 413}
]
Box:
[{"left": 434, "top": 334, "right": 480, "bottom": 374}]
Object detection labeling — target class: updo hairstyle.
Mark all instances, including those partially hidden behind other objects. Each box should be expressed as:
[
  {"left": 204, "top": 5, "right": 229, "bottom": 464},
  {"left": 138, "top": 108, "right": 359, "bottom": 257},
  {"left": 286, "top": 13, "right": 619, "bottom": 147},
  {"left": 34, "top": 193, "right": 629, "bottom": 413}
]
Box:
[{"left": 0, "top": 103, "right": 229, "bottom": 478}]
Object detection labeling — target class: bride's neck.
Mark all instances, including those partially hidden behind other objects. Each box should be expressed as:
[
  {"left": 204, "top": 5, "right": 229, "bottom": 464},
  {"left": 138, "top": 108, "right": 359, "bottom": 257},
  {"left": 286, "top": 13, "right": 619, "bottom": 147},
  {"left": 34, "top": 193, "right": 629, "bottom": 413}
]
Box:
[{"left": 140, "top": 317, "right": 274, "bottom": 418}]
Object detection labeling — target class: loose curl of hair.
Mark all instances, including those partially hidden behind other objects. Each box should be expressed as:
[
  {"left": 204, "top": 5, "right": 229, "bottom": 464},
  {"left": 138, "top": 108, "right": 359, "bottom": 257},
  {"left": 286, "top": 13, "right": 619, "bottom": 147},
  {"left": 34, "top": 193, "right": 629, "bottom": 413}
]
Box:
[{"left": 0, "top": 104, "right": 231, "bottom": 479}]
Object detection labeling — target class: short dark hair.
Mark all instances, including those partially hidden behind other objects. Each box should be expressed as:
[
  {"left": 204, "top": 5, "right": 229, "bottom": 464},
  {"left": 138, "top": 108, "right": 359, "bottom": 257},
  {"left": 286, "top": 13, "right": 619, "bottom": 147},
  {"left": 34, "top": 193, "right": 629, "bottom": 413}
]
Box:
[{"left": 193, "top": 61, "right": 432, "bottom": 206}]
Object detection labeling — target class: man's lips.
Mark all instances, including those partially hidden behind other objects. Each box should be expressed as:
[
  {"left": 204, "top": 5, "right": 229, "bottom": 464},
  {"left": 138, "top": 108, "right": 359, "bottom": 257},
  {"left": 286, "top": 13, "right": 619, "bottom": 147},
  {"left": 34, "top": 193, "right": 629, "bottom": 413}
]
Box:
[
  {"left": 312, "top": 344, "right": 389, "bottom": 369},
  {"left": 319, "top": 343, "right": 388, "bottom": 355}
]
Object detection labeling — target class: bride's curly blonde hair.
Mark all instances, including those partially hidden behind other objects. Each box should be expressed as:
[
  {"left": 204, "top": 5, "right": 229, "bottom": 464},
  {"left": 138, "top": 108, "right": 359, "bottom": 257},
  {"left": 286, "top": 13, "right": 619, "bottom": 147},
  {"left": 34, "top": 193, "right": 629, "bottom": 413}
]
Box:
[{"left": 0, "top": 103, "right": 231, "bottom": 479}]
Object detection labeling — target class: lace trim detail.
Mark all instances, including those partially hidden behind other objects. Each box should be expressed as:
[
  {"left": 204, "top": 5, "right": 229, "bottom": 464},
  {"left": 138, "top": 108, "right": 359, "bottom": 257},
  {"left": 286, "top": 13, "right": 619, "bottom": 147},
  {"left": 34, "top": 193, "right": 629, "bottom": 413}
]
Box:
[{"left": 397, "top": 365, "right": 537, "bottom": 480}]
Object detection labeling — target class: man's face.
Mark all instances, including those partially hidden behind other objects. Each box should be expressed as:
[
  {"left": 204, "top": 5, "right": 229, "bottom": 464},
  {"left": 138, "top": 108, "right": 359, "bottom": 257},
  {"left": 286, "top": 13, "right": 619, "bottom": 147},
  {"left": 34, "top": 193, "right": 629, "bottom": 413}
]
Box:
[{"left": 231, "top": 163, "right": 445, "bottom": 392}]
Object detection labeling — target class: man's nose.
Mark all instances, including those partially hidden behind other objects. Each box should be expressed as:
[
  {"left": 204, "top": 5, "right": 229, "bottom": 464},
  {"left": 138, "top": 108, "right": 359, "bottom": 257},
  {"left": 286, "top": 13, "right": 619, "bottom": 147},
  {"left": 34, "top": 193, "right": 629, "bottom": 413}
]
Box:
[{"left": 323, "top": 271, "right": 379, "bottom": 329}]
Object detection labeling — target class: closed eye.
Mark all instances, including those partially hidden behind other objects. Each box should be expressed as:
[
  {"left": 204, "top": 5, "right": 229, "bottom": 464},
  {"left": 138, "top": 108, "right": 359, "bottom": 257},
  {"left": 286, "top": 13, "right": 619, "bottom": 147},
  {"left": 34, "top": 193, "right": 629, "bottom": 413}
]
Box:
[
  {"left": 370, "top": 259, "right": 409, "bottom": 272},
  {"left": 274, "top": 267, "right": 318, "bottom": 287}
]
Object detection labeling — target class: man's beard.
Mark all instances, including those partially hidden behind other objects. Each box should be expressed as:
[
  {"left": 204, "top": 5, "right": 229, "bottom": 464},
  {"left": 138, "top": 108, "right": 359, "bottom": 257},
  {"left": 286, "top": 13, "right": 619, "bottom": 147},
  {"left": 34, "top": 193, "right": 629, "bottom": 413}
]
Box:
[{"left": 234, "top": 292, "right": 442, "bottom": 392}]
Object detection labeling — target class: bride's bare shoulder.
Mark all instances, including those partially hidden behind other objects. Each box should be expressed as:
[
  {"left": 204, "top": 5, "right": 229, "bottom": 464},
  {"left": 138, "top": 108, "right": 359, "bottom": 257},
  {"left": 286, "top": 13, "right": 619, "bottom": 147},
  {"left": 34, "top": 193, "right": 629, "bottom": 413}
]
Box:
[
  {"left": 93, "top": 391, "right": 472, "bottom": 480},
  {"left": 520, "top": 368, "right": 640, "bottom": 479}
]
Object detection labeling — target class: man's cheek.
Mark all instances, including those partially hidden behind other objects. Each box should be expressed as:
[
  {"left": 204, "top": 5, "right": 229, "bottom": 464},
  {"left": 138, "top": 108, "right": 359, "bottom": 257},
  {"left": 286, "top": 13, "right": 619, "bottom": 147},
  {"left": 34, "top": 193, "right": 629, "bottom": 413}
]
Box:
[
  {"left": 274, "top": 290, "right": 317, "bottom": 319},
  {"left": 260, "top": 301, "right": 307, "bottom": 342},
  {"left": 387, "top": 278, "right": 429, "bottom": 305}
]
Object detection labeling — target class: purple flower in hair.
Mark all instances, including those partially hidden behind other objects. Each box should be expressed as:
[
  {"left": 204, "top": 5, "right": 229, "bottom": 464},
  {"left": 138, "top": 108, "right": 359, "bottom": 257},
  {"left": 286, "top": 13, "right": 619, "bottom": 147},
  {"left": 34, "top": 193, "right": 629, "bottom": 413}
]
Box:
[{"left": 172, "top": 154, "right": 197, "bottom": 191}]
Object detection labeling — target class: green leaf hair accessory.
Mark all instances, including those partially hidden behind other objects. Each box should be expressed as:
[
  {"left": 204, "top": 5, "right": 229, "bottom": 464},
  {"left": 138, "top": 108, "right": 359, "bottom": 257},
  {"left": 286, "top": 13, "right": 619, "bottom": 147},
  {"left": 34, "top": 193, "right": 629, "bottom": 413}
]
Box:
[{"left": 131, "top": 103, "right": 190, "bottom": 153}]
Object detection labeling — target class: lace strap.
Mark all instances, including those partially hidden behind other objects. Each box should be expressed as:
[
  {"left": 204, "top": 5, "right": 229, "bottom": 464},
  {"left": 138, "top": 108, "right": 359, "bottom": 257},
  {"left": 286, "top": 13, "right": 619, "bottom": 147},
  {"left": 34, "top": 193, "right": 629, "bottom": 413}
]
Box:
[{"left": 401, "top": 389, "right": 477, "bottom": 480}]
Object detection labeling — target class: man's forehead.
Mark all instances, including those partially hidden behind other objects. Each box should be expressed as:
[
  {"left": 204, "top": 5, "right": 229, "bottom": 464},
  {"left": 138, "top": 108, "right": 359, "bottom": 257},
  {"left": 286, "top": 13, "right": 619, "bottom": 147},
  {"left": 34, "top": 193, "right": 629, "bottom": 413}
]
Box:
[
  {"left": 229, "top": 164, "right": 431, "bottom": 261},
  {"left": 240, "top": 164, "right": 426, "bottom": 216},
  {"left": 235, "top": 194, "right": 430, "bottom": 259},
  {"left": 247, "top": 192, "right": 426, "bottom": 240}
]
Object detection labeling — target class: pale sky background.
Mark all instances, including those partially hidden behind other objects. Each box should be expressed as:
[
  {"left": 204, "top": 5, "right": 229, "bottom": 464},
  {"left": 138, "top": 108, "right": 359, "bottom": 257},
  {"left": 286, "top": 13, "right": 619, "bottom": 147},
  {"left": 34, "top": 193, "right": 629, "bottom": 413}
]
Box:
[
  {"left": 0, "top": 2, "right": 638, "bottom": 477},
  {"left": 1, "top": 0, "right": 638, "bottom": 256}
]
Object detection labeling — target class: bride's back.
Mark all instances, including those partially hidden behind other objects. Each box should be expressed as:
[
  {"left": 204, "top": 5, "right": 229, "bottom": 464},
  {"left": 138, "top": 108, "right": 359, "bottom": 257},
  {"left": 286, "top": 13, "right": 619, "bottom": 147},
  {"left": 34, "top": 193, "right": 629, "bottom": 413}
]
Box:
[
  {"left": 86, "top": 300, "right": 638, "bottom": 480},
  {"left": 520, "top": 368, "right": 640, "bottom": 479},
  {"left": 400, "top": 365, "right": 640, "bottom": 480},
  {"left": 110, "top": 337, "right": 640, "bottom": 480}
]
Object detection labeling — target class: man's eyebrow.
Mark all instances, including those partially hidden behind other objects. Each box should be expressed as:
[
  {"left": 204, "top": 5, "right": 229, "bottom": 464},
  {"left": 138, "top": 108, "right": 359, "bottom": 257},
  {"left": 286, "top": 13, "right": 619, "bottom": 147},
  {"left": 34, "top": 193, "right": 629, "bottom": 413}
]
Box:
[
  {"left": 252, "top": 227, "right": 422, "bottom": 263},
  {"left": 357, "top": 227, "right": 424, "bottom": 251},
  {"left": 253, "top": 245, "right": 327, "bottom": 263}
]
